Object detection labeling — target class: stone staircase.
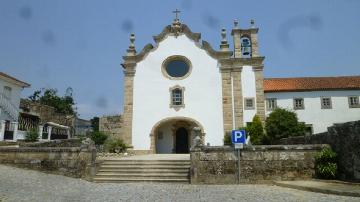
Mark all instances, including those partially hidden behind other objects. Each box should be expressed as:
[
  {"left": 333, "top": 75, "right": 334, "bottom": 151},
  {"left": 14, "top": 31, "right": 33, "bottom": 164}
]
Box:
[
  {"left": 0, "top": 93, "right": 19, "bottom": 121},
  {"left": 93, "top": 158, "right": 190, "bottom": 183}
]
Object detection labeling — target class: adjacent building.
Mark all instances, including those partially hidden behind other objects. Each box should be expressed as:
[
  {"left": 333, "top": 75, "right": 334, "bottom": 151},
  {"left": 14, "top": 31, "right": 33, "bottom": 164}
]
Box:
[
  {"left": 264, "top": 77, "right": 360, "bottom": 134},
  {"left": 0, "top": 72, "right": 30, "bottom": 141}
]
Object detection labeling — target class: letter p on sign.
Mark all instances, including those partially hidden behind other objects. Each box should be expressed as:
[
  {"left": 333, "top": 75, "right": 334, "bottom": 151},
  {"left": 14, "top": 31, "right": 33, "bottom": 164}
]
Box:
[{"left": 231, "top": 130, "right": 246, "bottom": 144}]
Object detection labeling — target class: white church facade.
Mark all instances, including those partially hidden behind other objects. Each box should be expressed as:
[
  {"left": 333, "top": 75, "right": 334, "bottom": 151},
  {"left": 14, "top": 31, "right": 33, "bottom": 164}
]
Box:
[{"left": 120, "top": 16, "right": 360, "bottom": 154}]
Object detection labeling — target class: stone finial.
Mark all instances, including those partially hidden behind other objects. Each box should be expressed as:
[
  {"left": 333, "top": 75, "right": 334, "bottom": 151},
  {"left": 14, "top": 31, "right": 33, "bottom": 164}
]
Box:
[
  {"left": 220, "top": 28, "right": 229, "bottom": 51},
  {"left": 221, "top": 28, "right": 226, "bottom": 42},
  {"left": 171, "top": 9, "right": 182, "bottom": 37},
  {"left": 191, "top": 127, "right": 203, "bottom": 149},
  {"left": 234, "top": 19, "right": 239, "bottom": 28},
  {"left": 126, "top": 33, "right": 136, "bottom": 56},
  {"left": 250, "top": 19, "right": 255, "bottom": 28}
]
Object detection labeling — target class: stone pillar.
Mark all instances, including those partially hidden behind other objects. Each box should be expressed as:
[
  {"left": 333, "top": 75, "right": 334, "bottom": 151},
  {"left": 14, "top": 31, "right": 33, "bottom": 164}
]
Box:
[
  {"left": 67, "top": 128, "right": 70, "bottom": 139},
  {"left": 231, "top": 23, "right": 242, "bottom": 58},
  {"left": 250, "top": 20, "right": 259, "bottom": 57},
  {"left": 12, "top": 122, "right": 18, "bottom": 141},
  {"left": 47, "top": 126, "right": 52, "bottom": 141},
  {"left": 221, "top": 69, "right": 234, "bottom": 136},
  {"left": 122, "top": 67, "right": 135, "bottom": 147},
  {"left": 38, "top": 125, "right": 43, "bottom": 141},
  {"left": 254, "top": 66, "right": 265, "bottom": 122},
  {"left": 232, "top": 68, "right": 244, "bottom": 129},
  {"left": 250, "top": 30, "right": 259, "bottom": 57},
  {"left": 0, "top": 120, "right": 5, "bottom": 141},
  {"left": 149, "top": 133, "right": 156, "bottom": 153},
  {"left": 122, "top": 33, "right": 137, "bottom": 149}
]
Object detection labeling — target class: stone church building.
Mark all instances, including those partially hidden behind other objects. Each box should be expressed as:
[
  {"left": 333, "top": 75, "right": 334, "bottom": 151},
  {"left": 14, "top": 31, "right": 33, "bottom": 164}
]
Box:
[{"left": 120, "top": 16, "right": 360, "bottom": 154}]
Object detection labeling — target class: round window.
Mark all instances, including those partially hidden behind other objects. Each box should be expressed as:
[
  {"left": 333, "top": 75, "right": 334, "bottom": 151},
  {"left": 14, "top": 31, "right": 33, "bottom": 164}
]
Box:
[{"left": 162, "top": 56, "right": 191, "bottom": 79}]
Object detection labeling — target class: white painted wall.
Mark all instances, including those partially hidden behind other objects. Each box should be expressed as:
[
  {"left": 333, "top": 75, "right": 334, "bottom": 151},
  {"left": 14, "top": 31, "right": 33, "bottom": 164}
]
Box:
[
  {"left": 132, "top": 35, "right": 224, "bottom": 150},
  {"left": 241, "top": 65, "right": 257, "bottom": 125},
  {"left": 0, "top": 78, "right": 23, "bottom": 121},
  {"left": 265, "top": 90, "right": 360, "bottom": 133}
]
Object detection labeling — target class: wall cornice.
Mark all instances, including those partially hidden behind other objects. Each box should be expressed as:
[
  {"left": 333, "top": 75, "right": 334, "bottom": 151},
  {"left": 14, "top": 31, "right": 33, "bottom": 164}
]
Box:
[{"left": 219, "top": 56, "right": 265, "bottom": 70}]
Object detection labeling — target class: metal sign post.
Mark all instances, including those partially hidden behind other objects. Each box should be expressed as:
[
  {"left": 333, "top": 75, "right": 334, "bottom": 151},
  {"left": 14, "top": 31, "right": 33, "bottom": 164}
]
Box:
[{"left": 232, "top": 130, "right": 246, "bottom": 184}]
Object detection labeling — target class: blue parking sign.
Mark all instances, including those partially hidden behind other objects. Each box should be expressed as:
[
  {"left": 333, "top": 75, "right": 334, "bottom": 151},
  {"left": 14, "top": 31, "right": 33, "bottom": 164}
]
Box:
[{"left": 232, "top": 130, "right": 246, "bottom": 144}]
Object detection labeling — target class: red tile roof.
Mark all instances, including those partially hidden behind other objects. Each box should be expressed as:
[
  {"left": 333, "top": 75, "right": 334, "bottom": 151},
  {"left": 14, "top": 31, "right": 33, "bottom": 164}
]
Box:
[
  {"left": 264, "top": 76, "right": 360, "bottom": 92},
  {"left": 0, "top": 72, "right": 30, "bottom": 87}
]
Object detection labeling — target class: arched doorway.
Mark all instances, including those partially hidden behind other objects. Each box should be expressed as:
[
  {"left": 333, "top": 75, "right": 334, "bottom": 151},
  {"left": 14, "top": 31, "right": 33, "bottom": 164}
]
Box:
[{"left": 150, "top": 117, "right": 205, "bottom": 154}]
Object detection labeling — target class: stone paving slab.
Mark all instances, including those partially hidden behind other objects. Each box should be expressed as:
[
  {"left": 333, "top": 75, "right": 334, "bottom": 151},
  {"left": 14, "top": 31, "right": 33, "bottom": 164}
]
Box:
[
  {"left": 1, "top": 164, "right": 359, "bottom": 202},
  {"left": 274, "top": 180, "right": 360, "bottom": 197}
]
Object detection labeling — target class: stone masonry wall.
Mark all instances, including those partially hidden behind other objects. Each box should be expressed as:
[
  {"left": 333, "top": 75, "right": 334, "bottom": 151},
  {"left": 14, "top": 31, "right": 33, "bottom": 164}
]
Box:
[
  {"left": 190, "top": 144, "right": 326, "bottom": 184},
  {"left": 0, "top": 142, "right": 95, "bottom": 178},
  {"left": 20, "top": 99, "right": 75, "bottom": 130},
  {"left": 99, "top": 115, "right": 123, "bottom": 139},
  {"left": 279, "top": 120, "right": 360, "bottom": 182}
]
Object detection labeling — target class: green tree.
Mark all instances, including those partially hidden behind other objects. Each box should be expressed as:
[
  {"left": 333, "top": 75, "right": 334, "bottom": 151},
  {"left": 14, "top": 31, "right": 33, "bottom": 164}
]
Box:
[
  {"left": 90, "top": 131, "right": 108, "bottom": 145},
  {"left": 28, "top": 87, "right": 76, "bottom": 115},
  {"left": 265, "top": 108, "right": 306, "bottom": 143},
  {"left": 91, "top": 117, "right": 100, "bottom": 132},
  {"left": 247, "top": 115, "right": 264, "bottom": 145}
]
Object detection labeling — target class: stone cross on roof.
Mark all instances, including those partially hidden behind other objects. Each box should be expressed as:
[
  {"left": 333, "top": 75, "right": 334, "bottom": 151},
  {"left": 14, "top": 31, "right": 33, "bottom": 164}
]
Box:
[{"left": 173, "top": 9, "right": 181, "bottom": 21}]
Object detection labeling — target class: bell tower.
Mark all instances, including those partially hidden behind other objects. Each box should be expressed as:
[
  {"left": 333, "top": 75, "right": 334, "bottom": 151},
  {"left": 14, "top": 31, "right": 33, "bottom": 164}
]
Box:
[
  {"left": 231, "top": 19, "right": 260, "bottom": 58},
  {"left": 220, "top": 19, "right": 266, "bottom": 137}
]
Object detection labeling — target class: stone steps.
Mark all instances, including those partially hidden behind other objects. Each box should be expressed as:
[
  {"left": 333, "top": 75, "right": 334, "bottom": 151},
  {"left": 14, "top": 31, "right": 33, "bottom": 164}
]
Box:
[
  {"left": 98, "top": 168, "right": 189, "bottom": 173},
  {"left": 93, "top": 158, "right": 190, "bottom": 183},
  {"left": 93, "top": 178, "right": 189, "bottom": 183},
  {"left": 101, "top": 161, "right": 190, "bottom": 165},
  {"left": 95, "top": 173, "right": 189, "bottom": 178}
]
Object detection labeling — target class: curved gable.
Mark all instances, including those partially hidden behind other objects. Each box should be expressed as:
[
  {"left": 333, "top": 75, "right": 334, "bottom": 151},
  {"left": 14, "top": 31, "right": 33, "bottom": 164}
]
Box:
[{"left": 122, "top": 22, "right": 232, "bottom": 69}]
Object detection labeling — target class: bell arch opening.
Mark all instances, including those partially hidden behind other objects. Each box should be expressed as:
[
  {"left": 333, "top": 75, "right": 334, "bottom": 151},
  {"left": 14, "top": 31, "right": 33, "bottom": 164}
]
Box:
[{"left": 150, "top": 117, "right": 205, "bottom": 154}]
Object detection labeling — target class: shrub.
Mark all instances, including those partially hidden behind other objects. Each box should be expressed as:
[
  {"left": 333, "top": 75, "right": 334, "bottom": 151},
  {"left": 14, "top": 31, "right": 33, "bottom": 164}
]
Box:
[
  {"left": 265, "top": 108, "right": 306, "bottom": 143},
  {"left": 223, "top": 132, "right": 232, "bottom": 145},
  {"left": 315, "top": 147, "right": 337, "bottom": 179},
  {"left": 25, "top": 129, "right": 39, "bottom": 142},
  {"left": 247, "top": 115, "right": 264, "bottom": 145},
  {"left": 105, "top": 138, "right": 127, "bottom": 153},
  {"left": 90, "top": 131, "right": 108, "bottom": 145}
]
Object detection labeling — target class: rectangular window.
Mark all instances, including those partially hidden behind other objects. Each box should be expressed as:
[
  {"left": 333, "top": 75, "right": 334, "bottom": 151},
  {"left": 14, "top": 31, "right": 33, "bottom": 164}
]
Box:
[
  {"left": 172, "top": 89, "right": 182, "bottom": 106},
  {"left": 266, "top": 98, "right": 277, "bottom": 111},
  {"left": 244, "top": 98, "right": 255, "bottom": 110},
  {"left": 321, "top": 97, "right": 332, "bottom": 109},
  {"left": 3, "top": 86, "right": 12, "bottom": 100},
  {"left": 170, "top": 86, "right": 185, "bottom": 111},
  {"left": 348, "top": 96, "right": 360, "bottom": 108},
  {"left": 293, "top": 98, "right": 304, "bottom": 110}
]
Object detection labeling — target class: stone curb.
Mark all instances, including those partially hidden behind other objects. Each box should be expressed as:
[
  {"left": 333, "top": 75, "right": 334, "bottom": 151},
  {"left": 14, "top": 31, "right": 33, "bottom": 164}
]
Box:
[{"left": 273, "top": 181, "right": 360, "bottom": 197}]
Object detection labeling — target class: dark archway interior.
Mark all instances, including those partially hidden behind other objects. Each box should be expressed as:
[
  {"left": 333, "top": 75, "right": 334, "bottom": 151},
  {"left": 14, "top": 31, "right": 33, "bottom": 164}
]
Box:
[{"left": 175, "top": 127, "right": 189, "bottom": 153}]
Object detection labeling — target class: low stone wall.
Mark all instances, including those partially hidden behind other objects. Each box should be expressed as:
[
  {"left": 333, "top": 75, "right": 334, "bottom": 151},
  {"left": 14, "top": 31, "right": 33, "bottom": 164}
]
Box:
[
  {"left": 279, "top": 120, "right": 360, "bottom": 182},
  {"left": 190, "top": 144, "right": 327, "bottom": 184},
  {"left": 0, "top": 141, "right": 96, "bottom": 178},
  {"left": 18, "top": 138, "right": 83, "bottom": 147}
]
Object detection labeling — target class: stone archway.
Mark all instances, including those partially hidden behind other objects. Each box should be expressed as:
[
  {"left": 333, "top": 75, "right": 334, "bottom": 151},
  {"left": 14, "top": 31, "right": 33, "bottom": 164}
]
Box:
[{"left": 149, "top": 117, "right": 205, "bottom": 154}]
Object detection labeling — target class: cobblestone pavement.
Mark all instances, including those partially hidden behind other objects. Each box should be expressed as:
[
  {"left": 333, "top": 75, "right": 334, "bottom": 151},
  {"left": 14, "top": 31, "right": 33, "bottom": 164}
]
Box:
[{"left": 0, "top": 165, "right": 358, "bottom": 202}]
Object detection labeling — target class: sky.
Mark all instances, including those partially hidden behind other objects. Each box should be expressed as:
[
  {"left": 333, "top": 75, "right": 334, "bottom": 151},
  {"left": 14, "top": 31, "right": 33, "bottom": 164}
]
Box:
[{"left": 0, "top": 0, "right": 359, "bottom": 119}]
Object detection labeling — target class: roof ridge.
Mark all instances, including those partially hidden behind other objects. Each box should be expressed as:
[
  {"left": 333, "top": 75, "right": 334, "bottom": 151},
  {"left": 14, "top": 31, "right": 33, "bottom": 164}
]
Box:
[
  {"left": 264, "top": 75, "right": 360, "bottom": 80},
  {"left": 0, "top": 72, "right": 30, "bottom": 87}
]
